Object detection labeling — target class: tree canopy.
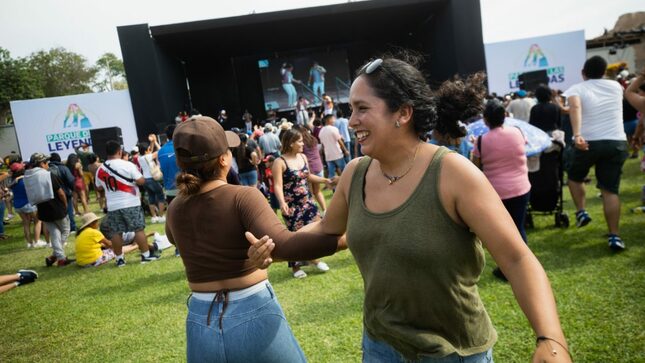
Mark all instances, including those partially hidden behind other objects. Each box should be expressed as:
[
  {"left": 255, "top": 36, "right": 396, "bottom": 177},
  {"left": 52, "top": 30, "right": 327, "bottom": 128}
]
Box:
[{"left": 0, "top": 47, "right": 128, "bottom": 125}]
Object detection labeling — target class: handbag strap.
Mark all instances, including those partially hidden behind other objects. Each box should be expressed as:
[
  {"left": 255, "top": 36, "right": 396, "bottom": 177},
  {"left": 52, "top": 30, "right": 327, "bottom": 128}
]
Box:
[{"left": 102, "top": 162, "right": 135, "bottom": 183}]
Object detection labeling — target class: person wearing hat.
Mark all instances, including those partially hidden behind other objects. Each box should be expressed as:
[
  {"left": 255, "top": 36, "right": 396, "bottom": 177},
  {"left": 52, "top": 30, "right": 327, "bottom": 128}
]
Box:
[
  {"left": 75, "top": 212, "right": 139, "bottom": 267},
  {"left": 258, "top": 124, "right": 281, "bottom": 158},
  {"left": 505, "top": 89, "right": 533, "bottom": 122},
  {"left": 165, "top": 116, "right": 343, "bottom": 362},
  {"left": 26, "top": 153, "right": 75, "bottom": 266}
]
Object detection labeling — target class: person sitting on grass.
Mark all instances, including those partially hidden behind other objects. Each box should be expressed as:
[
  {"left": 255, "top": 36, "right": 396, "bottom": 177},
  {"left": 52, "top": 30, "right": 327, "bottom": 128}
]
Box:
[
  {"left": 75, "top": 212, "right": 139, "bottom": 268},
  {"left": 0, "top": 270, "right": 38, "bottom": 294}
]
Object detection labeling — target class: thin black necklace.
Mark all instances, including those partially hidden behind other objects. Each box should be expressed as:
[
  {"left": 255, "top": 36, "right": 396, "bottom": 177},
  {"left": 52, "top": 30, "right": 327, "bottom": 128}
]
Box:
[{"left": 379, "top": 142, "right": 421, "bottom": 185}]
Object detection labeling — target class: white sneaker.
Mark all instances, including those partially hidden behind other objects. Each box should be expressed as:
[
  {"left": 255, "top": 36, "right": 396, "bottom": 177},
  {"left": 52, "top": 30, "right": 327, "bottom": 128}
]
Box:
[
  {"left": 47, "top": 242, "right": 52, "bottom": 248},
  {"left": 27, "top": 243, "right": 33, "bottom": 249},
  {"left": 315, "top": 261, "right": 330, "bottom": 272},
  {"left": 33, "top": 240, "right": 48, "bottom": 248},
  {"left": 151, "top": 216, "right": 159, "bottom": 224},
  {"left": 5, "top": 213, "right": 14, "bottom": 221},
  {"left": 293, "top": 270, "right": 307, "bottom": 279},
  {"left": 157, "top": 216, "right": 166, "bottom": 223}
]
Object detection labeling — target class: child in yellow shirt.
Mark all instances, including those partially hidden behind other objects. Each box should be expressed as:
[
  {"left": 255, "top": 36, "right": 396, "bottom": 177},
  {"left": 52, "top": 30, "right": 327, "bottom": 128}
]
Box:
[{"left": 75, "top": 213, "right": 139, "bottom": 267}]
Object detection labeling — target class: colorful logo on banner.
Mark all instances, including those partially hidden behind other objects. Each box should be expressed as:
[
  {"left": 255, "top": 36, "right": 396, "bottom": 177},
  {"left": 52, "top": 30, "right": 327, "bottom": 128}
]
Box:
[
  {"left": 524, "top": 44, "right": 549, "bottom": 68},
  {"left": 507, "top": 44, "right": 565, "bottom": 90},
  {"left": 46, "top": 103, "right": 93, "bottom": 152},
  {"left": 63, "top": 103, "right": 92, "bottom": 129}
]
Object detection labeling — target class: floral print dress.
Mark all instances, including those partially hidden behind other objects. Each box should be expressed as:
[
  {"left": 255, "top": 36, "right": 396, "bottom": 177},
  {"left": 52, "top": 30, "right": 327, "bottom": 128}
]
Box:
[{"left": 280, "top": 155, "right": 319, "bottom": 232}]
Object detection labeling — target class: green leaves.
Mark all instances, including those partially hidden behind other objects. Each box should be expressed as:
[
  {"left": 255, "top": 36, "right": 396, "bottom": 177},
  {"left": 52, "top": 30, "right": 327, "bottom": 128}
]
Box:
[{"left": 0, "top": 47, "right": 128, "bottom": 124}]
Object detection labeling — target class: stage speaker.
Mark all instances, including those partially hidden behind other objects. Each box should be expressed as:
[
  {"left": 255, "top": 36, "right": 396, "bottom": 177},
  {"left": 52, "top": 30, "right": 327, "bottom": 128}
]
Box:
[
  {"left": 518, "top": 70, "right": 549, "bottom": 92},
  {"left": 90, "top": 127, "right": 123, "bottom": 161}
]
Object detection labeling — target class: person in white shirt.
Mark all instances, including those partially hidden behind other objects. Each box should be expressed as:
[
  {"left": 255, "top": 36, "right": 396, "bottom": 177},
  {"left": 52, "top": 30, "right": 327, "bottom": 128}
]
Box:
[
  {"left": 138, "top": 139, "right": 166, "bottom": 224},
  {"left": 506, "top": 90, "right": 532, "bottom": 121},
  {"left": 563, "top": 55, "right": 628, "bottom": 251},
  {"left": 318, "top": 114, "right": 350, "bottom": 178},
  {"left": 95, "top": 141, "right": 161, "bottom": 266}
]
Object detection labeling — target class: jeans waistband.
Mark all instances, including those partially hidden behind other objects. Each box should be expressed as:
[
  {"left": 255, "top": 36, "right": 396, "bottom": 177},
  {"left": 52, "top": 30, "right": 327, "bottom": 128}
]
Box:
[{"left": 191, "top": 280, "right": 269, "bottom": 302}]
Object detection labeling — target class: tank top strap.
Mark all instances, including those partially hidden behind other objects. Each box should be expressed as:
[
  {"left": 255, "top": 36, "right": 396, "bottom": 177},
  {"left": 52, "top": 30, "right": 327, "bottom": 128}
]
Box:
[
  {"left": 426, "top": 146, "right": 452, "bottom": 207},
  {"left": 348, "top": 156, "right": 372, "bottom": 210}
]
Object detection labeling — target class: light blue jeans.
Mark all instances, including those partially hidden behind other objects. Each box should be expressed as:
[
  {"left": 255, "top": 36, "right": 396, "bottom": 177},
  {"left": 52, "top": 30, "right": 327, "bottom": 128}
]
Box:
[
  {"left": 238, "top": 170, "right": 258, "bottom": 187},
  {"left": 186, "top": 281, "right": 306, "bottom": 363},
  {"left": 326, "top": 157, "right": 347, "bottom": 178},
  {"left": 313, "top": 81, "right": 325, "bottom": 100},
  {"left": 283, "top": 83, "right": 298, "bottom": 107},
  {"left": 362, "top": 331, "right": 493, "bottom": 363}
]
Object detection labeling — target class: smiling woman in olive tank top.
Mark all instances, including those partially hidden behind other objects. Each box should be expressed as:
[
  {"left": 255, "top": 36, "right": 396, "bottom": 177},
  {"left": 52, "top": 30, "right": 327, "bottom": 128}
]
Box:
[{"left": 247, "top": 56, "right": 572, "bottom": 362}]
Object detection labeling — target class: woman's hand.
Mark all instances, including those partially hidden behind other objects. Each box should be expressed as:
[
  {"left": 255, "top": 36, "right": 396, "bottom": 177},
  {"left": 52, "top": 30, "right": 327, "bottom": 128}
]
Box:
[
  {"left": 531, "top": 338, "right": 572, "bottom": 363},
  {"left": 245, "top": 232, "right": 275, "bottom": 269},
  {"left": 280, "top": 203, "right": 291, "bottom": 216}
]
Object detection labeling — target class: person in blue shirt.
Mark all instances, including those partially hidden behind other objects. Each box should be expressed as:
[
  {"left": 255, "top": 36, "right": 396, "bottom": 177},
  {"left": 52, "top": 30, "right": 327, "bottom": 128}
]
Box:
[
  {"left": 158, "top": 124, "right": 180, "bottom": 204},
  {"left": 308, "top": 61, "right": 327, "bottom": 103},
  {"left": 157, "top": 124, "right": 180, "bottom": 257}
]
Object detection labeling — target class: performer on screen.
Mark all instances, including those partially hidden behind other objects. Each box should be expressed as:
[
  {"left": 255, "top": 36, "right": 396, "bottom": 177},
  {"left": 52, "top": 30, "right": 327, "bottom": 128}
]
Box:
[
  {"left": 308, "top": 61, "right": 327, "bottom": 104},
  {"left": 281, "top": 63, "right": 301, "bottom": 108}
]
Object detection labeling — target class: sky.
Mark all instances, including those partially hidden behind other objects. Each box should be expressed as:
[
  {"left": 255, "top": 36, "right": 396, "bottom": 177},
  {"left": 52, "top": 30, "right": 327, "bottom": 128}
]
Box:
[{"left": 0, "top": 0, "right": 643, "bottom": 64}]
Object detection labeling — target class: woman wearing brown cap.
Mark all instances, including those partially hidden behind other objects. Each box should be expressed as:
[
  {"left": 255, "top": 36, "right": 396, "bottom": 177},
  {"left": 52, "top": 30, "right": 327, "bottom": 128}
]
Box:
[{"left": 165, "top": 116, "right": 343, "bottom": 363}]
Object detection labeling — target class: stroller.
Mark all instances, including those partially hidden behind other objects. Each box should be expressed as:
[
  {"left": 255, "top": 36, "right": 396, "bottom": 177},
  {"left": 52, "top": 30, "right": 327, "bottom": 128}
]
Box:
[{"left": 526, "top": 139, "right": 569, "bottom": 228}]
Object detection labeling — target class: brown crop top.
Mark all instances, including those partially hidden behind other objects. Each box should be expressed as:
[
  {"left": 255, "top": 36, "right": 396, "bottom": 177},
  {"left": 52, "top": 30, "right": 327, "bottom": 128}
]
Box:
[{"left": 165, "top": 184, "right": 339, "bottom": 283}]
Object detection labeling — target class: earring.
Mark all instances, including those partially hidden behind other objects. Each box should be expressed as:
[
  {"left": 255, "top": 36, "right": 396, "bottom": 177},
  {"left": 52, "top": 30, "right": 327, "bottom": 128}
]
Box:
[{"left": 395, "top": 120, "right": 401, "bottom": 128}]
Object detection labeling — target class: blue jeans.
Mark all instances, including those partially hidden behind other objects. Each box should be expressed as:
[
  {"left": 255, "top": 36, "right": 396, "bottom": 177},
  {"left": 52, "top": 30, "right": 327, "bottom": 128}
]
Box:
[
  {"left": 326, "top": 157, "right": 347, "bottom": 178},
  {"left": 282, "top": 83, "right": 298, "bottom": 107},
  {"left": 186, "top": 281, "right": 306, "bottom": 363},
  {"left": 344, "top": 141, "right": 352, "bottom": 163},
  {"left": 238, "top": 170, "right": 258, "bottom": 187},
  {"left": 362, "top": 331, "right": 493, "bottom": 363},
  {"left": 313, "top": 81, "right": 325, "bottom": 99},
  {"left": 144, "top": 178, "right": 165, "bottom": 204},
  {"left": 66, "top": 195, "right": 77, "bottom": 231}
]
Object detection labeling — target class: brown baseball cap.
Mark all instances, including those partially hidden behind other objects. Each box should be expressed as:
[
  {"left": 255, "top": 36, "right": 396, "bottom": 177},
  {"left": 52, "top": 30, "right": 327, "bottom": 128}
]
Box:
[{"left": 173, "top": 116, "right": 240, "bottom": 163}]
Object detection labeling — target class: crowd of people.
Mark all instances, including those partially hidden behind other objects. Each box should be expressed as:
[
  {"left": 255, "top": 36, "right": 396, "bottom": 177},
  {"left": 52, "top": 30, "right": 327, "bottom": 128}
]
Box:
[{"left": 2, "top": 52, "right": 645, "bottom": 362}]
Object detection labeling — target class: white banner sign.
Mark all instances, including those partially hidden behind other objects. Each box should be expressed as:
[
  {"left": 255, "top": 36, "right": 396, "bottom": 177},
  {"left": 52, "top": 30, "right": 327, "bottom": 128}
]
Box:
[
  {"left": 484, "top": 31, "right": 586, "bottom": 95},
  {"left": 10, "top": 90, "right": 138, "bottom": 160}
]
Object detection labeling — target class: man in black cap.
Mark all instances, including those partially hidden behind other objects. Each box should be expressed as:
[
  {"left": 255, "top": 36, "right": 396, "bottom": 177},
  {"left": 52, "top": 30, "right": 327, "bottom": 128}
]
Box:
[{"left": 26, "top": 152, "right": 75, "bottom": 266}]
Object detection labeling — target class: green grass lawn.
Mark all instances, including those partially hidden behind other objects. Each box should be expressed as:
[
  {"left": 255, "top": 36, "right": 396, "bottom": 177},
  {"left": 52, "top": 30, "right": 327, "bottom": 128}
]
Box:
[{"left": 1, "top": 157, "right": 644, "bottom": 362}]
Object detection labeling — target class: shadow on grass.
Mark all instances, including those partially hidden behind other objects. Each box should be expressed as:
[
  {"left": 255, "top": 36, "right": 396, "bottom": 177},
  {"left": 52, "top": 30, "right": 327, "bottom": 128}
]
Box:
[{"left": 84, "top": 268, "right": 186, "bottom": 296}]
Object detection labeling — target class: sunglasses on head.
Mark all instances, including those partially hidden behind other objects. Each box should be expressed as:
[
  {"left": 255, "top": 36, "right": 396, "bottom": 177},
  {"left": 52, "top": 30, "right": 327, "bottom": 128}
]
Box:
[{"left": 360, "top": 58, "right": 410, "bottom": 98}]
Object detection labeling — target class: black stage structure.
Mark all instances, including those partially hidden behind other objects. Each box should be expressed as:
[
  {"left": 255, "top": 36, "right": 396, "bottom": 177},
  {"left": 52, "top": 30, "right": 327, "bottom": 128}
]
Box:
[{"left": 117, "top": 0, "right": 485, "bottom": 138}]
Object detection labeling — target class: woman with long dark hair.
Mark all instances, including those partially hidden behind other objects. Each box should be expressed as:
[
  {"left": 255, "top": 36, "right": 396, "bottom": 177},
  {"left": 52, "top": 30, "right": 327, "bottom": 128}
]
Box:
[
  {"left": 66, "top": 153, "right": 89, "bottom": 214},
  {"left": 293, "top": 124, "right": 327, "bottom": 213},
  {"left": 234, "top": 134, "right": 260, "bottom": 186},
  {"left": 273, "top": 128, "right": 333, "bottom": 278}
]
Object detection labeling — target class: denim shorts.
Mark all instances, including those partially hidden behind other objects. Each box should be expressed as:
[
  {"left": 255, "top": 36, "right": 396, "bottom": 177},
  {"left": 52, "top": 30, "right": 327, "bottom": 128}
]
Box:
[
  {"left": 362, "top": 331, "right": 493, "bottom": 363},
  {"left": 144, "top": 178, "right": 165, "bottom": 204},
  {"left": 103, "top": 206, "right": 145, "bottom": 238},
  {"left": 15, "top": 203, "right": 37, "bottom": 214},
  {"left": 186, "top": 280, "right": 306, "bottom": 363}
]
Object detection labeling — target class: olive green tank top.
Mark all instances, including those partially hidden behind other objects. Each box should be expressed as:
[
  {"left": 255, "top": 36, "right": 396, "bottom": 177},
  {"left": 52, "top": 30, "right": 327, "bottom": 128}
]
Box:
[{"left": 347, "top": 147, "right": 497, "bottom": 359}]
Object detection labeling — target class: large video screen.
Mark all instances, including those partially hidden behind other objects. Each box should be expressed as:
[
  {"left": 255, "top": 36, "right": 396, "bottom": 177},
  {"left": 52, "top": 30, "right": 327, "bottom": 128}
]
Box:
[{"left": 258, "top": 49, "right": 351, "bottom": 111}]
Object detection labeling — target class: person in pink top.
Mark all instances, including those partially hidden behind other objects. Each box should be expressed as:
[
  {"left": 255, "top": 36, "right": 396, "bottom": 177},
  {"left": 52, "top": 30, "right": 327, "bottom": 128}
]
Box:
[
  {"left": 472, "top": 99, "right": 530, "bottom": 281},
  {"left": 318, "top": 114, "right": 350, "bottom": 178}
]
